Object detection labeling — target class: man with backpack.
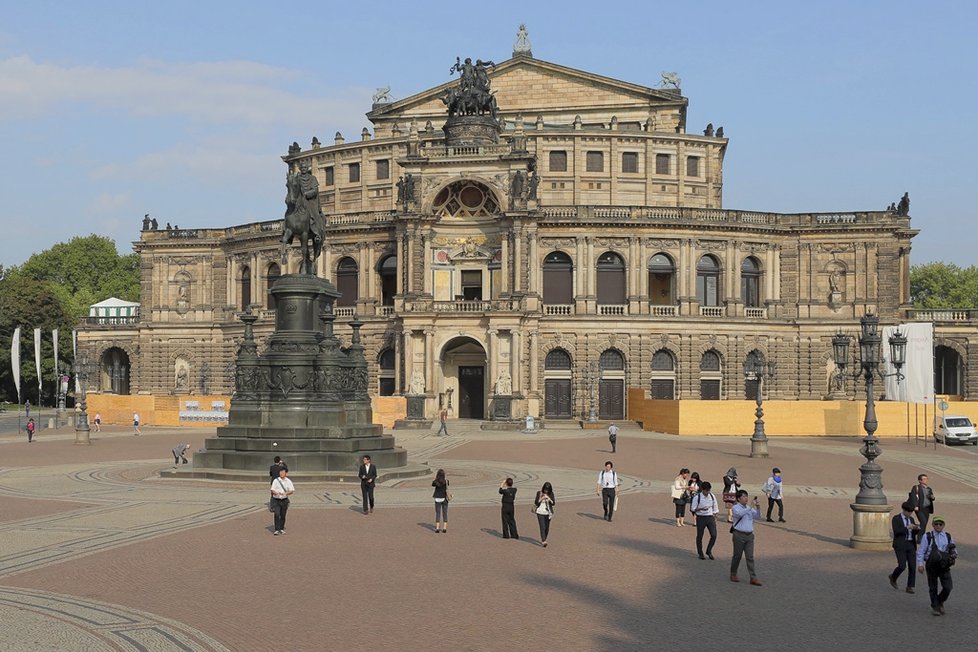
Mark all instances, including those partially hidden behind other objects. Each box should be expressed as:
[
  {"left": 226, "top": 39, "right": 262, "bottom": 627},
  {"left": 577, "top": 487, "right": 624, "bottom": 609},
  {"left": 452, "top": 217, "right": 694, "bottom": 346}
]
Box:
[{"left": 917, "top": 515, "right": 957, "bottom": 616}]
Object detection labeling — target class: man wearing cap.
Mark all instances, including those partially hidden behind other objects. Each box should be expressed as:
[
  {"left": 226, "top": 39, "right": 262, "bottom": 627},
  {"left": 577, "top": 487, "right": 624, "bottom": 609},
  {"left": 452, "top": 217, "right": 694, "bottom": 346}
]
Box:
[
  {"left": 917, "top": 515, "right": 957, "bottom": 616},
  {"left": 761, "top": 467, "right": 785, "bottom": 523},
  {"left": 889, "top": 501, "right": 919, "bottom": 593}
]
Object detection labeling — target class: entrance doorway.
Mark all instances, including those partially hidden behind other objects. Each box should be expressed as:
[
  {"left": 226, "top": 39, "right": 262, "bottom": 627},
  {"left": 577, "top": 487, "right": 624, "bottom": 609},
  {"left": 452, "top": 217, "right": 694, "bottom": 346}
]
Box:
[
  {"left": 599, "top": 379, "right": 624, "bottom": 420},
  {"left": 545, "top": 379, "right": 572, "bottom": 418},
  {"left": 458, "top": 366, "right": 485, "bottom": 419}
]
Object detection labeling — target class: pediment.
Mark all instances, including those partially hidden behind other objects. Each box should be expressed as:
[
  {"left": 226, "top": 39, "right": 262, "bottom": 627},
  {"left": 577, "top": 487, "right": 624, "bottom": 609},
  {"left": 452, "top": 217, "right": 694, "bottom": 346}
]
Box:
[{"left": 368, "top": 57, "right": 685, "bottom": 125}]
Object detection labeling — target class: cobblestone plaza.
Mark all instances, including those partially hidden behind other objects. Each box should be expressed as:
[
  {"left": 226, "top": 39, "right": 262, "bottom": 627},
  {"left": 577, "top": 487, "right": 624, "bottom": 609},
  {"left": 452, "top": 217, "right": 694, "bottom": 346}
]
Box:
[{"left": 1, "top": 421, "right": 975, "bottom": 651}]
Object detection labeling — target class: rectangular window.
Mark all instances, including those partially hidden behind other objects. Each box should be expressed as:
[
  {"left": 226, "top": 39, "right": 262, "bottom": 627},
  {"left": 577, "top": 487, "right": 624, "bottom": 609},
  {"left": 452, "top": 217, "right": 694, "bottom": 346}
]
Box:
[
  {"left": 621, "top": 152, "right": 639, "bottom": 173},
  {"left": 324, "top": 166, "right": 334, "bottom": 186},
  {"left": 549, "top": 151, "right": 567, "bottom": 172},
  {"left": 375, "top": 159, "right": 390, "bottom": 180},
  {"left": 655, "top": 153, "right": 670, "bottom": 175},
  {"left": 348, "top": 163, "right": 360, "bottom": 183},
  {"left": 686, "top": 157, "right": 700, "bottom": 177},
  {"left": 461, "top": 270, "right": 482, "bottom": 301},
  {"left": 586, "top": 151, "right": 604, "bottom": 172}
]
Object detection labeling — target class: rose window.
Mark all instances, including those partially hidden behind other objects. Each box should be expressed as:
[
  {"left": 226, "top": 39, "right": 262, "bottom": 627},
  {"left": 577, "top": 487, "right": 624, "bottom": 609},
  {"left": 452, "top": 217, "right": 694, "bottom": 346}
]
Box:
[{"left": 432, "top": 181, "right": 499, "bottom": 218}]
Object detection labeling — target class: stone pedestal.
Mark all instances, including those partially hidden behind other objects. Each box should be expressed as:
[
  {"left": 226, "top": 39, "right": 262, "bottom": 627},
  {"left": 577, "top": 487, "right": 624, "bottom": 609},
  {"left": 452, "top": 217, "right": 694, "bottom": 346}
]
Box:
[
  {"left": 175, "top": 274, "right": 423, "bottom": 481},
  {"left": 443, "top": 115, "right": 501, "bottom": 146},
  {"left": 849, "top": 503, "right": 893, "bottom": 550},
  {"left": 492, "top": 395, "right": 513, "bottom": 420},
  {"left": 749, "top": 434, "right": 769, "bottom": 458},
  {"left": 394, "top": 395, "right": 433, "bottom": 430}
]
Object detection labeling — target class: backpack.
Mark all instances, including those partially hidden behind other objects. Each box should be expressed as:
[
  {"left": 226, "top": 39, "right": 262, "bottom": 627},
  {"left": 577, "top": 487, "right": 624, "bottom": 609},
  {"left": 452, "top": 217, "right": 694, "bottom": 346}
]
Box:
[{"left": 925, "top": 532, "right": 955, "bottom": 570}]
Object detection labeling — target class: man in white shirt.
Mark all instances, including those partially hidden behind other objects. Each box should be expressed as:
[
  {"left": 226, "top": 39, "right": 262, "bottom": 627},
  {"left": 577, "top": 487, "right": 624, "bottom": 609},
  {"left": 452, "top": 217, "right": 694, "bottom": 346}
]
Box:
[
  {"left": 607, "top": 423, "right": 618, "bottom": 453},
  {"left": 690, "top": 481, "right": 720, "bottom": 560},
  {"left": 595, "top": 461, "right": 620, "bottom": 521},
  {"left": 730, "top": 490, "right": 763, "bottom": 585},
  {"left": 270, "top": 468, "right": 295, "bottom": 535},
  {"left": 917, "top": 516, "right": 956, "bottom": 615},
  {"left": 761, "top": 467, "right": 785, "bottom": 523},
  {"left": 132, "top": 412, "right": 141, "bottom": 435}
]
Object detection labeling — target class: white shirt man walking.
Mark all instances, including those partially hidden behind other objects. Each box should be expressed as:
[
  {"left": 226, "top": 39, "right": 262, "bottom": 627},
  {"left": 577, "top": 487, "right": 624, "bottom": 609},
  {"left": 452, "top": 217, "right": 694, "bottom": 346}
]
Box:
[
  {"left": 596, "top": 461, "right": 620, "bottom": 521},
  {"left": 608, "top": 423, "right": 619, "bottom": 453}
]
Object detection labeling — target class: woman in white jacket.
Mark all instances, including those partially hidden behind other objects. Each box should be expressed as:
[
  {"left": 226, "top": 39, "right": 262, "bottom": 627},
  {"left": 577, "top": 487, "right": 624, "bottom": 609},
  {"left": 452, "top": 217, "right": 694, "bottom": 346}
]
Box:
[{"left": 671, "top": 468, "right": 691, "bottom": 527}]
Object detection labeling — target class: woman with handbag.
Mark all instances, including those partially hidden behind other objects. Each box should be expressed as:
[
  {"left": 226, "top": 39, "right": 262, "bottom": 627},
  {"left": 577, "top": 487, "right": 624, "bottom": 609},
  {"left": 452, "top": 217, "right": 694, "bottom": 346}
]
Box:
[
  {"left": 534, "top": 481, "right": 556, "bottom": 547},
  {"left": 432, "top": 468, "right": 451, "bottom": 533},
  {"left": 672, "top": 468, "right": 691, "bottom": 527},
  {"left": 722, "top": 467, "right": 741, "bottom": 523}
]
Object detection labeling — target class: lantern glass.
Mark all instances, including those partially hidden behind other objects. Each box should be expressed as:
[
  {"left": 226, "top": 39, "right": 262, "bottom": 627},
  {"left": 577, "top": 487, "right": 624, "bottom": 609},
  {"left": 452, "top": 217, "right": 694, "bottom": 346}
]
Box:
[
  {"left": 832, "top": 332, "right": 850, "bottom": 367},
  {"left": 889, "top": 329, "right": 907, "bottom": 368}
]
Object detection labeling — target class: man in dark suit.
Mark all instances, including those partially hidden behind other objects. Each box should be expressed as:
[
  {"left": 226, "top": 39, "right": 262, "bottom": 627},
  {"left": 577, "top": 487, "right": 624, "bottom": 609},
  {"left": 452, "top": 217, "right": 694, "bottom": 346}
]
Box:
[
  {"left": 908, "top": 474, "right": 935, "bottom": 541},
  {"left": 358, "top": 455, "right": 377, "bottom": 514},
  {"left": 889, "top": 500, "right": 919, "bottom": 593}
]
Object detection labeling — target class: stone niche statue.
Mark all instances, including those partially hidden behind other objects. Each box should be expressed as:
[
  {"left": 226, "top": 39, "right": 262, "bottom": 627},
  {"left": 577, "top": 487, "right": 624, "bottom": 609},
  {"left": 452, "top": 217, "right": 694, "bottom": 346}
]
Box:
[
  {"left": 409, "top": 369, "right": 426, "bottom": 395},
  {"left": 495, "top": 370, "right": 512, "bottom": 396},
  {"left": 282, "top": 159, "right": 326, "bottom": 275}
]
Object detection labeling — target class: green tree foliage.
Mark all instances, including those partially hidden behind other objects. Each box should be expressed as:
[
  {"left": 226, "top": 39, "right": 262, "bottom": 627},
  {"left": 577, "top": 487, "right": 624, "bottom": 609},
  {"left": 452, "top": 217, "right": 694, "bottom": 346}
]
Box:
[
  {"left": 0, "top": 235, "right": 139, "bottom": 403},
  {"left": 910, "top": 263, "right": 978, "bottom": 310},
  {"left": 8, "top": 235, "right": 139, "bottom": 322}
]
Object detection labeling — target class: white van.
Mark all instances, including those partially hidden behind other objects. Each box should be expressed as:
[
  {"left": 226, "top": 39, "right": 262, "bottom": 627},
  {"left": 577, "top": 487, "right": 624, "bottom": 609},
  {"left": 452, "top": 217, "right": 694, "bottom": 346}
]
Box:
[{"left": 934, "top": 415, "right": 978, "bottom": 446}]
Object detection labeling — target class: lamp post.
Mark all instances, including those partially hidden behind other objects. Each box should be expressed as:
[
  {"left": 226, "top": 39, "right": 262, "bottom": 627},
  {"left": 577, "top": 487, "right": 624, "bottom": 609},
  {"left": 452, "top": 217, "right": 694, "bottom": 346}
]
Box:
[
  {"left": 74, "top": 353, "right": 91, "bottom": 446},
  {"left": 832, "top": 313, "right": 906, "bottom": 549},
  {"left": 744, "top": 358, "right": 776, "bottom": 458}
]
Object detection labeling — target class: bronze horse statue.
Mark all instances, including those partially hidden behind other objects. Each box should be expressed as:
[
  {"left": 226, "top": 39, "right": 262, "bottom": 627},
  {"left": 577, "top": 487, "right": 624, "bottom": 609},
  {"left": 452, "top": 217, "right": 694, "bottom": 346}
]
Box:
[{"left": 281, "top": 160, "right": 326, "bottom": 275}]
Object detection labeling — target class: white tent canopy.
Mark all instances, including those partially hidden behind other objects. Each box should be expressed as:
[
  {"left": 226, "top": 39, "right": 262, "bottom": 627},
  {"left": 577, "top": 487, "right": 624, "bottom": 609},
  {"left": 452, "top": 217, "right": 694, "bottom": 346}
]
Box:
[{"left": 89, "top": 297, "right": 140, "bottom": 318}]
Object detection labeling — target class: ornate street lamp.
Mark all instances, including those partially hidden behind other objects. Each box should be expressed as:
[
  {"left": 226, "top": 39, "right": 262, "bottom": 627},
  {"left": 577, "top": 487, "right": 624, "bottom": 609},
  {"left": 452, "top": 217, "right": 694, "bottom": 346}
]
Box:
[
  {"left": 832, "top": 313, "right": 906, "bottom": 549},
  {"left": 744, "top": 357, "right": 776, "bottom": 458},
  {"left": 74, "top": 353, "right": 92, "bottom": 446}
]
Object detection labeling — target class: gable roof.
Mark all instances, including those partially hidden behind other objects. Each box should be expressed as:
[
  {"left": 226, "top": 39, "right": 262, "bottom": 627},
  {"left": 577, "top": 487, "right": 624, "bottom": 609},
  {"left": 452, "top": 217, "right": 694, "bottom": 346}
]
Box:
[{"left": 367, "top": 56, "right": 685, "bottom": 122}]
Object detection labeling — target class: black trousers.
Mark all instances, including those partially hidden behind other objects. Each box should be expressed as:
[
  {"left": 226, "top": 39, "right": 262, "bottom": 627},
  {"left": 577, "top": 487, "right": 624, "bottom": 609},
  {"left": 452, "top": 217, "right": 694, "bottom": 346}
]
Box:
[
  {"left": 674, "top": 499, "right": 687, "bottom": 518},
  {"left": 272, "top": 498, "right": 289, "bottom": 531},
  {"left": 537, "top": 513, "right": 551, "bottom": 542},
  {"left": 501, "top": 503, "right": 518, "bottom": 538},
  {"left": 361, "top": 483, "right": 375, "bottom": 511},
  {"left": 891, "top": 543, "right": 916, "bottom": 588},
  {"left": 696, "top": 515, "right": 717, "bottom": 555},
  {"left": 926, "top": 567, "right": 952, "bottom": 607},
  {"left": 766, "top": 497, "right": 784, "bottom": 520},
  {"left": 916, "top": 511, "right": 930, "bottom": 541},
  {"left": 602, "top": 488, "right": 616, "bottom": 520}
]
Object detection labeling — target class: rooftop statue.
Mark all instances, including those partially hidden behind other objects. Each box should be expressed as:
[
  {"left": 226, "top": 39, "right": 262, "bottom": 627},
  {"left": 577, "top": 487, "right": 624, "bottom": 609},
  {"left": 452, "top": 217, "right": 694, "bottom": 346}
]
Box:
[
  {"left": 281, "top": 159, "right": 326, "bottom": 275},
  {"left": 444, "top": 56, "right": 498, "bottom": 120},
  {"left": 659, "top": 71, "right": 681, "bottom": 89},
  {"left": 513, "top": 24, "right": 532, "bottom": 57}
]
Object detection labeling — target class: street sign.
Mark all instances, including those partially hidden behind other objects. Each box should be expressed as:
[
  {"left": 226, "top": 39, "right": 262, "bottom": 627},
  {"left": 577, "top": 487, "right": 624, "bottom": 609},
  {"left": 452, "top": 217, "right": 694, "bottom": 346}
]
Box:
[{"left": 938, "top": 400, "right": 949, "bottom": 412}]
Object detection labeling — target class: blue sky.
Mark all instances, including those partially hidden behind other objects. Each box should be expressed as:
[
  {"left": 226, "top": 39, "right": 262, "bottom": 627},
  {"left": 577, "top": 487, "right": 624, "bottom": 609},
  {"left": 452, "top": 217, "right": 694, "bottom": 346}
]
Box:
[{"left": 0, "top": 0, "right": 974, "bottom": 268}]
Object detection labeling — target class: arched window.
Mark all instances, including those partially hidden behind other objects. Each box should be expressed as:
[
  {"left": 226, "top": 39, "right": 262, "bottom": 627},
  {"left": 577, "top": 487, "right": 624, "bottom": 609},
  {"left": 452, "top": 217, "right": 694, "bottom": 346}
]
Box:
[
  {"left": 741, "top": 257, "right": 762, "bottom": 308},
  {"left": 545, "top": 349, "right": 572, "bottom": 370},
  {"left": 648, "top": 253, "right": 676, "bottom": 306},
  {"left": 935, "top": 345, "right": 963, "bottom": 395},
  {"left": 651, "top": 349, "right": 676, "bottom": 399},
  {"left": 378, "top": 347, "right": 396, "bottom": 396},
  {"left": 700, "top": 349, "right": 722, "bottom": 400},
  {"left": 432, "top": 180, "right": 500, "bottom": 218},
  {"left": 335, "top": 257, "right": 359, "bottom": 307},
  {"left": 266, "top": 263, "right": 281, "bottom": 310},
  {"left": 378, "top": 255, "right": 397, "bottom": 306},
  {"left": 597, "top": 251, "right": 626, "bottom": 305},
  {"left": 599, "top": 349, "right": 625, "bottom": 371},
  {"left": 696, "top": 255, "right": 721, "bottom": 307},
  {"left": 240, "top": 266, "right": 252, "bottom": 311},
  {"left": 745, "top": 350, "right": 764, "bottom": 400},
  {"left": 100, "top": 347, "right": 131, "bottom": 395},
  {"left": 543, "top": 251, "right": 574, "bottom": 305}
]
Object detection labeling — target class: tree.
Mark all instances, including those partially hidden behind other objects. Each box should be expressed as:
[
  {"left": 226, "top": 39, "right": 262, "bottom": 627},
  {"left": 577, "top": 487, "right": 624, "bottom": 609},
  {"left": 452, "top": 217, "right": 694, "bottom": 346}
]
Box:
[
  {"left": 910, "top": 263, "right": 978, "bottom": 310},
  {"left": 0, "top": 278, "right": 72, "bottom": 404},
  {"left": 0, "top": 235, "right": 139, "bottom": 403},
  {"left": 8, "top": 234, "right": 139, "bottom": 322}
]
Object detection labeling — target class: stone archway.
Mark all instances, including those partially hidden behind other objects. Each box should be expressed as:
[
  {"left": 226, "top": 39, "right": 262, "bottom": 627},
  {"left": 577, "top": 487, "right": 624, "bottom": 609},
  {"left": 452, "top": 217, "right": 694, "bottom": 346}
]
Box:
[
  {"left": 99, "top": 347, "right": 131, "bottom": 395},
  {"left": 439, "top": 336, "right": 487, "bottom": 419}
]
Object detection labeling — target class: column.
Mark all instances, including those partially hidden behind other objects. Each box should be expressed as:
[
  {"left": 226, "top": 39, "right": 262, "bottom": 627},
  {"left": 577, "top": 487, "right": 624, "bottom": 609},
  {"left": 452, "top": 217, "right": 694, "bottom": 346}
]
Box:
[
  {"left": 424, "top": 329, "right": 434, "bottom": 393},
  {"left": 511, "top": 329, "right": 522, "bottom": 395},
  {"left": 512, "top": 225, "right": 523, "bottom": 293},
  {"left": 500, "top": 228, "right": 510, "bottom": 294},
  {"left": 528, "top": 229, "right": 539, "bottom": 295},
  {"left": 529, "top": 331, "right": 539, "bottom": 393},
  {"left": 422, "top": 231, "right": 432, "bottom": 295},
  {"left": 576, "top": 236, "right": 586, "bottom": 299},
  {"left": 586, "top": 236, "right": 595, "bottom": 298},
  {"left": 406, "top": 227, "right": 416, "bottom": 294},
  {"left": 487, "top": 329, "right": 498, "bottom": 393}
]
